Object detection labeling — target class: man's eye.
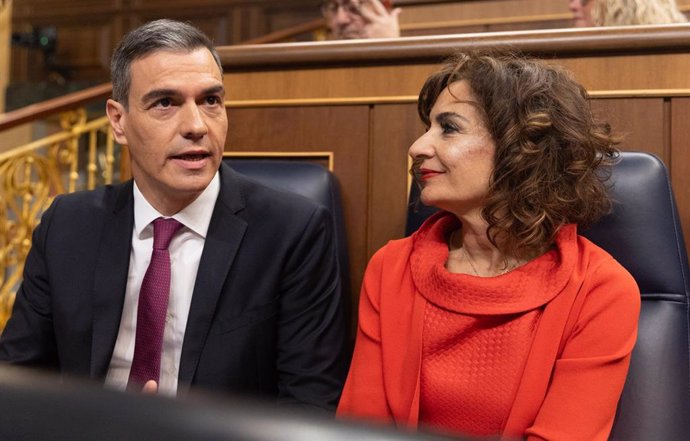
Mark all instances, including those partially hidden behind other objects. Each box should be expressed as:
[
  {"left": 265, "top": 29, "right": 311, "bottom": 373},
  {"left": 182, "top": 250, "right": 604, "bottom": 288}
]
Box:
[
  {"left": 155, "top": 98, "right": 172, "bottom": 108},
  {"left": 205, "top": 96, "right": 221, "bottom": 105}
]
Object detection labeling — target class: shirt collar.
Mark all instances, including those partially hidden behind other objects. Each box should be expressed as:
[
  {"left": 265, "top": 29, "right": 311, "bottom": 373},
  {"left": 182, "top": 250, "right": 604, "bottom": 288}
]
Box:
[{"left": 133, "top": 172, "right": 220, "bottom": 239}]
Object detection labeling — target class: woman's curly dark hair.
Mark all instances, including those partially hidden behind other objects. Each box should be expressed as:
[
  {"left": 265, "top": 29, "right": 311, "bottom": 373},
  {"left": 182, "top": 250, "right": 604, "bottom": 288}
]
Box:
[{"left": 417, "top": 50, "right": 619, "bottom": 258}]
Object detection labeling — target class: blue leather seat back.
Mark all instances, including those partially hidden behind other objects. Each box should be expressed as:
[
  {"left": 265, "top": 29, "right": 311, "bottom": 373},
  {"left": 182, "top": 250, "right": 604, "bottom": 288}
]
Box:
[
  {"left": 225, "top": 159, "right": 351, "bottom": 323},
  {"left": 406, "top": 152, "right": 690, "bottom": 440},
  {"left": 582, "top": 152, "right": 690, "bottom": 440}
]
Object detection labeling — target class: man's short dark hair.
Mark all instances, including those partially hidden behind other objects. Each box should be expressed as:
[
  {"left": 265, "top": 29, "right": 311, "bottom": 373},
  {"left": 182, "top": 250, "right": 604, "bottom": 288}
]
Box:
[{"left": 110, "top": 19, "right": 223, "bottom": 108}]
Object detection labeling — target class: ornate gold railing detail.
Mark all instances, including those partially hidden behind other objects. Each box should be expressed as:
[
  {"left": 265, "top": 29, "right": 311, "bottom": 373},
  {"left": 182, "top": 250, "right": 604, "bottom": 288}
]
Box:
[{"left": 0, "top": 111, "right": 121, "bottom": 329}]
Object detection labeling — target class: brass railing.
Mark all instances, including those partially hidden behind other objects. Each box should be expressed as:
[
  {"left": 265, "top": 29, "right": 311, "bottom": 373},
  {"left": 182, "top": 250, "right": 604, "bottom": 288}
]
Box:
[{"left": 0, "top": 106, "right": 121, "bottom": 329}]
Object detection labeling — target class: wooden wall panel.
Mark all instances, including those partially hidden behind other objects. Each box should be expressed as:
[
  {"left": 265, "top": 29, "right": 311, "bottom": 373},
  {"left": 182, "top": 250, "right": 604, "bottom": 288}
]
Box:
[
  {"left": 400, "top": 0, "right": 569, "bottom": 25},
  {"left": 590, "top": 98, "right": 667, "bottom": 158},
  {"left": 485, "top": 19, "right": 572, "bottom": 33},
  {"left": 670, "top": 98, "right": 690, "bottom": 246},
  {"left": 558, "top": 55, "right": 690, "bottom": 91},
  {"left": 224, "top": 64, "right": 437, "bottom": 101},
  {"left": 396, "top": 0, "right": 574, "bottom": 36},
  {"left": 368, "top": 104, "right": 424, "bottom": 256},
  {"left": 224, "top": 105, "right": 370, "bottom": 305}
]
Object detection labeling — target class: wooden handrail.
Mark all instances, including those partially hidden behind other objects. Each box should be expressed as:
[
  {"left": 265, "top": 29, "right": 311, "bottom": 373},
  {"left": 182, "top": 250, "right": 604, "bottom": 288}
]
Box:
[
  {"left": 0, "top": 82, "right": 112, "bottom": 132},
  {"left": 219, "top": 24, "right": 690, "bottom": 69}
]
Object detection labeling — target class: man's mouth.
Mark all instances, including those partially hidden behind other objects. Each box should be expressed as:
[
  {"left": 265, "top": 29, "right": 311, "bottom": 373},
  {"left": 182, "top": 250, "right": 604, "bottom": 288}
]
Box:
[{"left": 171, "top": 152, "right": 210, "bottom": 161}]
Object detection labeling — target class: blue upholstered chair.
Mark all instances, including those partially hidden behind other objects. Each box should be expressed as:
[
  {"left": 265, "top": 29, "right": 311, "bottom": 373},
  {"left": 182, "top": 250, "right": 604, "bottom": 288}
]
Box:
[
  {"left": 225, "top": 159, "right": 351, "bottom": 329},
  {"left": 406, "top": 151, "right": 690, "bottom": 440}
]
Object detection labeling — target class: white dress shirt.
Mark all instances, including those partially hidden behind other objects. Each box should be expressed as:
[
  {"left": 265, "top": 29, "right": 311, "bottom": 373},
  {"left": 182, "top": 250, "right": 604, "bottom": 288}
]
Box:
[{"left": 105, "top": 173, "right": 220, "bottom": 395}]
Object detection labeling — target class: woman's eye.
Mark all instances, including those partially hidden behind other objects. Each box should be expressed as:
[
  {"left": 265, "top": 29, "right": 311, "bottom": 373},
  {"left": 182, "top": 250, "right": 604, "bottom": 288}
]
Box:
[{"left": 441, "top": 122, "right": 459, "bottom": 134}]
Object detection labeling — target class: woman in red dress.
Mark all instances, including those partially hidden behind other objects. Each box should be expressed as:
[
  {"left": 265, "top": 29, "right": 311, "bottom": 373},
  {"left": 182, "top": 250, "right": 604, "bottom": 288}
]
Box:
[{"left": 337, "top": 52, "right": 640, "bottom": 441}]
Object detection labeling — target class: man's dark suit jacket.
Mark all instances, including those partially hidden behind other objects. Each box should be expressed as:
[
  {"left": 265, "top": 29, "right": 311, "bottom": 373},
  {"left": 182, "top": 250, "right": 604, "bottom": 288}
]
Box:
[{"left": 0, "top": 162, "right": 348, "bottom": 410}]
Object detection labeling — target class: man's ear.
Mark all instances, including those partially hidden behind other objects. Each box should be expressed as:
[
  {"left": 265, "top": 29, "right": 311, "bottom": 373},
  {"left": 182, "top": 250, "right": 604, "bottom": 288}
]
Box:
[{"left": 106, "top": 99, "right": 128, "bottom": 145}]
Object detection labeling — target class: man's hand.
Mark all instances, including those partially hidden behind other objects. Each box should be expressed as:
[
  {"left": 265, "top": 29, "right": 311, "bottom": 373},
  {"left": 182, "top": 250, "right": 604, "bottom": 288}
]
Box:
[
  {"left": 360, "top": 0, "right": 401, "bottom": 38},
  {"left": 142, "top": 380, "right": 158, "bottom": 394}
]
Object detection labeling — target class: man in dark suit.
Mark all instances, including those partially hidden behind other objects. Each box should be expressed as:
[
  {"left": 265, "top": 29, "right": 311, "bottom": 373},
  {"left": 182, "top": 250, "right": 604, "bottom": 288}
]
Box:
[{"left": 0, "top": 19, "right": 348, "bottom": 410}]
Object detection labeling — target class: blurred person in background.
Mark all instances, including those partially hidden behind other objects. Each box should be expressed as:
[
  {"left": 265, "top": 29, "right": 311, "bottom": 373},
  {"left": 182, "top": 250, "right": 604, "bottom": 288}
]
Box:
[
  {"left": 568, "top": 0, "right": 596, "bottom": 26},
  {"left": 570, "top": 0, "right": 686, "bottom": 27},
  {"left": 322, "top": 0, "right": 401, "bottom": 39}
]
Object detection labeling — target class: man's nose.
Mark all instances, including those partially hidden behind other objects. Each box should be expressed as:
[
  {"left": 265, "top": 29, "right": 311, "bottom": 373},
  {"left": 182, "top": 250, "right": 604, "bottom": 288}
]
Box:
[{"left": 181, "top": 104, "right": 208, "bottom": 139}]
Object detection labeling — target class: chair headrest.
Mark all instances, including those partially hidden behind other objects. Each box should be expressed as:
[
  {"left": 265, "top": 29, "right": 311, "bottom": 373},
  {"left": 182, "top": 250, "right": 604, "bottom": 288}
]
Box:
[{"left": 580, "top": 152, "right": 689, "bottom": 299}]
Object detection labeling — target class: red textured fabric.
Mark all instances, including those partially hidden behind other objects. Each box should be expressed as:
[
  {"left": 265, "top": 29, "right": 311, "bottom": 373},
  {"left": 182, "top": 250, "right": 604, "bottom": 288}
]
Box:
[
  {"left": 420, "top": 305, "right": 540, "bottom": 436},
  {"left": 128, "top": 217, "right": 183, "bottom": 388},
  {"left": 414, "top": 216, "right": 550, "bottom": 437}
]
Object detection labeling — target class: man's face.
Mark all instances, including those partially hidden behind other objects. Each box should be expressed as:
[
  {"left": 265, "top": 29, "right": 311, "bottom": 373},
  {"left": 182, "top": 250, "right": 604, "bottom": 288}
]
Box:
[
  {"left": 106, "top": 48, "right": 227, "bottom": 215},
  {"left": 323, "top": 0, "right": 368, "bottom": 39}
]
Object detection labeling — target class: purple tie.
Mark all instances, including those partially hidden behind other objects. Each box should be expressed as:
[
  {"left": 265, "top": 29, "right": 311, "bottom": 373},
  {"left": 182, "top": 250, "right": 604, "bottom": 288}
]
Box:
[{"left": 128, "top": 217, "right": 183, "bottom": 389}]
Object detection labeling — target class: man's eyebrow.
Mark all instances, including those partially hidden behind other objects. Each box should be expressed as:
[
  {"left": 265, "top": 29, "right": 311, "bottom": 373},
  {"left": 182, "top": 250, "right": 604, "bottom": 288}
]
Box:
[
  {"left": 141, "top": 88, "right": 179, "bottom": 104},
  {"left": 202, "top": 85, "right": 225, "bottom": 96},
  {"left": 140, "top": 85, "right": 225, "bottom": 104}
]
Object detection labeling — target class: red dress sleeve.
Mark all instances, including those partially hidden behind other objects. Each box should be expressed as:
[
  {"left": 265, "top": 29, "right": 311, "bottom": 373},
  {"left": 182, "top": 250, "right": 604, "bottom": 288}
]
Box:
[
  {"left": 337, "top": 246, "right": 394, "bottom": 422},
  {"left": 524, "top": 257, "right": 641, "bottom": 441}
]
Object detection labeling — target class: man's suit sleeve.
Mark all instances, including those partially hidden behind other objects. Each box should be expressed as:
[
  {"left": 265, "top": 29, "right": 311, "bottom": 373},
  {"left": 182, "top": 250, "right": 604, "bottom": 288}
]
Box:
[
  {"left": 275, "top": 204, "right": 349, "bottom": 411},
  {"left": 0, "top": 197, "right": 60, "bottom": 368}
]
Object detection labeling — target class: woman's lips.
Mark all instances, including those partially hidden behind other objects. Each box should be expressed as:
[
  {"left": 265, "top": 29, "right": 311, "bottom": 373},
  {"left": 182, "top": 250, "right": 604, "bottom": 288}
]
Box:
[{"left": 419, "top": 168, "right": 443, "bottom": 181}]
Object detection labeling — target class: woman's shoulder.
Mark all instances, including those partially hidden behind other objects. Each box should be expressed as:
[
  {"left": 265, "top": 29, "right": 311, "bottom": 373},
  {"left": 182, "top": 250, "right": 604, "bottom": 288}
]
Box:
[
  {"left": 575, "top": 234, "right": 635, "bottom": 280},
  {"left": 573, "top": 233, "right": 641, "bottom": 316},
  {"left": 367, "top": 235, "right": 415, "bottom": 274}
]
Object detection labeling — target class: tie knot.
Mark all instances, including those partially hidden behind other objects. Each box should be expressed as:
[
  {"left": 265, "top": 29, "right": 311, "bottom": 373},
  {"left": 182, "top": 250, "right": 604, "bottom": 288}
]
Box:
[{"left": 152, "top": 218, "right": 183, "bottom": 250}]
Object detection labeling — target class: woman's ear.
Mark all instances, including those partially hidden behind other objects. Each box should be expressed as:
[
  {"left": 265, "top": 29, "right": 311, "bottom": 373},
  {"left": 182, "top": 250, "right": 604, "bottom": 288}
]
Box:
[{"left": 106, "top": 99, "right": 128, "bottom": 145}]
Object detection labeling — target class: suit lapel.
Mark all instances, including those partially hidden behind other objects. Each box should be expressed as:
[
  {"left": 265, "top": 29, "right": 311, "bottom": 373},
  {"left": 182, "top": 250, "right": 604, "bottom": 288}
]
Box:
[
  {"left": 178, "top": 163, "right": 247, "bottom": 387},
  {"left": 90, "top": 182, "right": 134, "bottom": 379}
]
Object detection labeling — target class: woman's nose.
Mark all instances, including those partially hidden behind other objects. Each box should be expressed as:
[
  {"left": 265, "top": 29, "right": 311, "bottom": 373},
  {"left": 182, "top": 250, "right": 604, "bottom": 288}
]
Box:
[{"left": 408, "top": 131, "right": 434, "bottom": 159}]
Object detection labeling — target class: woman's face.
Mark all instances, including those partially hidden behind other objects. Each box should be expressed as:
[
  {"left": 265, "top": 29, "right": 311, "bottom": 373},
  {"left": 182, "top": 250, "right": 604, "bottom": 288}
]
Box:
[
  {"left": 569, "top": 0, "right": 595, "bottom": 27},
  {"left": 409, "top": 80, "right": 496, "bottom": 215}
]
